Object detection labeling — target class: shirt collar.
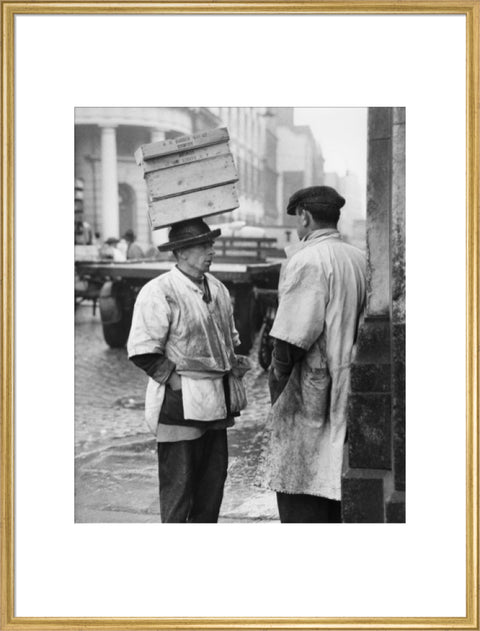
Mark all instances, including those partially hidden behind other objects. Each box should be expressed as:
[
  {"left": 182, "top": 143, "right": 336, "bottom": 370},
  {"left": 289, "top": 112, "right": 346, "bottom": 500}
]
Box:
[
  {"left": 175, "top": 264, "right": 204, "bottom": 286},
  {"left": 284, "top": 228, "right": 339, "bottom": 259},
  {"left": 303, "top": 228, "right": 339, "bottom": 242},
  {"left": 171, "top": 265, "right": 203, "bottom": 292},
  {"left": 172, "top": 266, "right": 212, "bottom": 303}
]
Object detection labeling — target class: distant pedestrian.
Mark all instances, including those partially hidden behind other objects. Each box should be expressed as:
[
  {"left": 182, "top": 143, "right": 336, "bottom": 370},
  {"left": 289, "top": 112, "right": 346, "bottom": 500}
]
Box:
[
  {"left": 127, "top": 218, "right": 250, "bottom": 523},
  {"left": 99, "top": 237, "right": 126, "bottom": 262},
  {"left": 75, "top": 220, "right": 94, "bottom": 245},
  {"left": 255, "top": 186, "right": 366, "bottom": 523},
  {"left": 122, "top": 229, "right": 144, "bottom": 260}
]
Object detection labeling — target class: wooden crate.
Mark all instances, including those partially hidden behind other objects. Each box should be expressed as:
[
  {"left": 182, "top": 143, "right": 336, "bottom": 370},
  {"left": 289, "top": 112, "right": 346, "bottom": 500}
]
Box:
[
  {"left": 142, "top": 142, "right": 231, "bottom": 174},
  {"left": 136, "top": 128, "right": 239, "bottom": 230},
  {"left": 146, "top": 154, "right": 237, "bottom": 201},
  {"left": 149, "top": 183, "right": 239, "bottom": 230},
  {"left": 135, "top": 127, "right": 229, "bottom": 163}
]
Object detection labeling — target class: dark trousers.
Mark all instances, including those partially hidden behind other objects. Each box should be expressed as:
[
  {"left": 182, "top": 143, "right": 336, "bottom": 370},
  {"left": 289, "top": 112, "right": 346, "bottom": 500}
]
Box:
[
  {"left": 157, "top": 430, "right": 228, "bottom": 523},
  {"left": 276, "top": 492, "right": 342, "bottom": 523}
]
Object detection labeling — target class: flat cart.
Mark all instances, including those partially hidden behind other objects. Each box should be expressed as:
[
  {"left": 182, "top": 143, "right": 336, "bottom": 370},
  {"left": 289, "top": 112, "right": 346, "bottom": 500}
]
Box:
[{"left": 75, "top": 256, "right": 281, "bottom": 356}]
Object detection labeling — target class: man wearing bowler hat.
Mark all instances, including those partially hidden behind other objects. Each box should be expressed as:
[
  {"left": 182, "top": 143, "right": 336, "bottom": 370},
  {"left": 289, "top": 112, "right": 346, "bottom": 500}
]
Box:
[
  {"left": 127, "top": 218, "right": 249, "bottom": 523},
  {"left": 256, "top": 186, "right": 366, "bottom": 523}
]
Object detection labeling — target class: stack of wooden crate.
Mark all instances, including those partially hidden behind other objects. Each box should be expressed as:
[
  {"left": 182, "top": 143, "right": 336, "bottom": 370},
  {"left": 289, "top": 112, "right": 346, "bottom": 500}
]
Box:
[{"left": 135, "top": 127, "right": 239, "bottom": 230}]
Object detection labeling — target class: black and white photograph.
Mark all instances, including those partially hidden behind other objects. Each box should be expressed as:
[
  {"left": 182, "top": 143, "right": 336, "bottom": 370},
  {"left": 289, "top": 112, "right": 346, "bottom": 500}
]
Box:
[
  {"left": 3, "top": 5, "right": 476, "bottom": 626},
  {"left": 74, "top": 106, "right": 405, "bottom": 524}
]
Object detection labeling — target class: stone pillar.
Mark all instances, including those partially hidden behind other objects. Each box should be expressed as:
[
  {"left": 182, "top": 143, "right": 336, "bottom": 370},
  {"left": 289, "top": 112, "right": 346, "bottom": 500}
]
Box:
[
  {"left": 341, "top": 107, "right": 406, "bottom": 523},
  {"left": 387, "top": 108, "right": 406, "bottom": 522},
  {"left": 151, "top": 129, "right": 166, "bottom": 143},
  {"left": 100, "top": 125, "right": 119, "bottom": 238},
  {"left": 366, "top": 108, "right": 392, "bottom": 316}
]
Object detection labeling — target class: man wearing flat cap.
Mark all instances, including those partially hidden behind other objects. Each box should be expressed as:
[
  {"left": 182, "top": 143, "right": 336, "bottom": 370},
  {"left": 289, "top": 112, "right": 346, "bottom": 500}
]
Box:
[
  {"left": 127, "top": 218, "right": 249, "bottom": 522},
  {"left": 256, "top": 186, "right": 366, "bottom": 522}
]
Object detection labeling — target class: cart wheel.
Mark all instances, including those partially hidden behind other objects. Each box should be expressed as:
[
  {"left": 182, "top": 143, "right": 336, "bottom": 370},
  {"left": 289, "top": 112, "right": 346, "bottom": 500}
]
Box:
[
  {"left": 258, "top": 319, "right": 274, "bottom": 371},
  {"left": 251, "top": 296, "right": 263, "bottom": 332},
  {"left": 99, "top": 281, "right": 134, "bottom": 348},
  {"left": 234, "top": 285, "right": 255, "bottom": 355},
  {"left": 102, "top": 317, "right": 131, "bottom": 348}
]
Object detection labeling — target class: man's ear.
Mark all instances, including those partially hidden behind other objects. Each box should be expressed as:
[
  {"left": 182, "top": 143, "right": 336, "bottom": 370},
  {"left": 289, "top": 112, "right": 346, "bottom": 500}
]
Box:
[{"left": 302, "top": 209, "right": 312, "bottom": 227}]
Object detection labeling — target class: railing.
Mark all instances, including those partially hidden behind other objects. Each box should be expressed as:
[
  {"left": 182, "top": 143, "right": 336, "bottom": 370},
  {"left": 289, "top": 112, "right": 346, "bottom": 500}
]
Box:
[
  {"left": 214, "top": 236, "right": 285, "bottom": 262},
  {"left": 75, "top": 237, "right": 286, "bottom": 266}
]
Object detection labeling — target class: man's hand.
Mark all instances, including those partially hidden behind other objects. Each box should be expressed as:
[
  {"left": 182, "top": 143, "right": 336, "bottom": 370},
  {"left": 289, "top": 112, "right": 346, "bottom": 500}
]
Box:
[
  {"left": 167, "top": 371, "right": 182, "bottom": 391},
  {"left": 271, "top": 363, "right": 283, "bottom": 381},
  {"left": 232, "top": 354, "right": 252, "bottom": 378},
  {"left": 268, "top": 365, "right": 290, "bottom": 404}
]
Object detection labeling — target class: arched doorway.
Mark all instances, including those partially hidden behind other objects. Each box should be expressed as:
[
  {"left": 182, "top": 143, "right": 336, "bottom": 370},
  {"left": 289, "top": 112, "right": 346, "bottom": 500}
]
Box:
[{"left": 118, "top": 183, "right": 137, "bottom": 236}]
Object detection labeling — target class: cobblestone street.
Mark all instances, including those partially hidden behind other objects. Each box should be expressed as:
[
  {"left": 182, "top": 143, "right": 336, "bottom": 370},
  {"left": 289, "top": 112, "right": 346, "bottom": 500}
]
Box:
[{"left": 75, "top": 302, "right": 278, "bottom": 522}]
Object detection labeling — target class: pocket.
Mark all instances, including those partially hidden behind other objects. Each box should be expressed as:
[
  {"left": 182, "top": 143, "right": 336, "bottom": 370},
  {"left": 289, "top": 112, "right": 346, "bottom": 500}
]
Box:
[
  {"left": 159, "top": 384, "right": 185, "bottom": 424},
  {"left": 300, "top": 367, "right": 331, "bottom": 428}
]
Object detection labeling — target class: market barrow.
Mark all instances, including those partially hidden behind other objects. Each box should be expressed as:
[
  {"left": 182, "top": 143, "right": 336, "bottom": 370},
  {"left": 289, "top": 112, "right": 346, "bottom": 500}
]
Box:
[{"left": 75, "top": 244, "right": 281, "bottom": 359}]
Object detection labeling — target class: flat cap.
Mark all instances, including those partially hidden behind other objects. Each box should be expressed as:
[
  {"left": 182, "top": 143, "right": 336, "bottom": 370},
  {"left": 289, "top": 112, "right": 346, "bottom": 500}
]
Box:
[{"left": 286, "top": 185, "right": 345, "bottom": 216}]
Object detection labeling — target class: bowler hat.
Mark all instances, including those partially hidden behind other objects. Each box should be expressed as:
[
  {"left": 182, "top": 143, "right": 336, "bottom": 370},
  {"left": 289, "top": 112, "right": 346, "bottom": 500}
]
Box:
[
  {"left": 157, "top": 218, "right": 221, "bottom": 252},
  {"left": 287, "top": 185, "right": 345, "bottom": 216}
]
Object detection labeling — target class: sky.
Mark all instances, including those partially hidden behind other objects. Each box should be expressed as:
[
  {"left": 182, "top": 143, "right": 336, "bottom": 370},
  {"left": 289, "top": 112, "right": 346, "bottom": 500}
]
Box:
[{"left": 294, "top": 107, "right": 368, "bottom": 193}]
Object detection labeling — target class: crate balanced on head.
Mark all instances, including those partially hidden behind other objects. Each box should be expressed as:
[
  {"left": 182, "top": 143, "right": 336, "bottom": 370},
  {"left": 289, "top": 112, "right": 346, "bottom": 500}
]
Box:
[
  {"left": 129, "top": 128, "right": 253, "bottom": 524},
  {"left": 76, "top": 126, "right": 280, "bottom": 354},
  {"left": 134, "top": 126, "right": 239, "bottom": 233}
]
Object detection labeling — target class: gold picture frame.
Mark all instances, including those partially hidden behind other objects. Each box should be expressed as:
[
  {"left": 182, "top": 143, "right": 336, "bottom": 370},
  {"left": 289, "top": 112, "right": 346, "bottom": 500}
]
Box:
[{"left": 1, "top": 2, "right": 478, "bottom": 629}]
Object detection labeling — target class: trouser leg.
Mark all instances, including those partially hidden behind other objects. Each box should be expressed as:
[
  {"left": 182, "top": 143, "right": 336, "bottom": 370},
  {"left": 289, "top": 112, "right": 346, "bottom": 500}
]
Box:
[
  {"left": 157, "top": 440, "right": 196, "bottom": 523},
  {"left": 276, "top": 492, "right": 342, "bottom": 523},
  {"left": 327, "top": 498, "right": 342, "bottom": 523},
  {"left": 190, "top": 430, "right": 228, "bottom": 523},
  {"left": 157, "top": 430, "right": 228, "bottom": 523}
]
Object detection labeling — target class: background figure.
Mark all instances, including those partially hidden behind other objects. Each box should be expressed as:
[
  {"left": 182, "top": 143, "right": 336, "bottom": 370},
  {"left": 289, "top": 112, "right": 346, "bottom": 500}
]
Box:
[
  {"left": 255, "top": 186, "right": 366, "bottom": 523},
  {"left": 122, "top": 229, "right": 144, "bottom": 260},
  {"left": 99, "top": 237, "right": 127, "bottom": 262},
  {"left": 74, "top": 220, "right": 94, "bottom": 245}
]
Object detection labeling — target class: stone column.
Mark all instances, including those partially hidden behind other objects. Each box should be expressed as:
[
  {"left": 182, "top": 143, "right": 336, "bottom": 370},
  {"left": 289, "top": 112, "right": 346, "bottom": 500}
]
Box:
[
  {"left": 342, "top": 107, "right": 405, "bottom": 523},
  {"left": 348, "top": 108, "right": 393, "bottom": 474},
  {"left": 366, "top": 109, "right": 392, "bottom": 316},
  {"left": 151, "top": 129, "right": 166, "bottom": 143},
  {"left": 100, "top": 125, "right": 119, "bottom": 238},
  {"left": 386, "top": 107, "right": 406, "bottom": 522}
]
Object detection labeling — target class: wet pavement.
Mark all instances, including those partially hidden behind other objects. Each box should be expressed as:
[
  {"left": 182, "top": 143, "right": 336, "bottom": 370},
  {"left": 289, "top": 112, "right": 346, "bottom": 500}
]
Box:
[{"left": 74, "top": 302, "right": 278, "bottom": 522}]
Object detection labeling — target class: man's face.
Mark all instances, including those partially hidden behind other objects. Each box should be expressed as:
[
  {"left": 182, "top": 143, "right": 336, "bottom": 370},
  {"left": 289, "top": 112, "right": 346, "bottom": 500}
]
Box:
[{"left": 178, "top": 241, "right": 216, "bottom": 278}]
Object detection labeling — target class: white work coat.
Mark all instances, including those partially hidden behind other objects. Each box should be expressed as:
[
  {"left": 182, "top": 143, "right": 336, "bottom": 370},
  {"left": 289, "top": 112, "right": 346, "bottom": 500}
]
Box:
[
  {"left": 256, "top": 229, "right": 366, "bottom": 500},
  {"left": 127, "top": 266, "right": 241, "bottom": 433}
]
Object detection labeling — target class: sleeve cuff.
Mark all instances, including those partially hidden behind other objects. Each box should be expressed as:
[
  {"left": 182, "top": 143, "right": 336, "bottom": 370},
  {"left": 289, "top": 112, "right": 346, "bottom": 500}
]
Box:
[
  {"left": 149, "top": 357, "right": 176, "bottom": 385},
  {"left": 127, "top": 343, "right": 163, "bottom": 358}
]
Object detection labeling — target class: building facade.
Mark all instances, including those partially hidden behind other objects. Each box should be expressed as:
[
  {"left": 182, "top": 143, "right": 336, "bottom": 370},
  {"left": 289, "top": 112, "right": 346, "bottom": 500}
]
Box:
[
  {"left": 74, "top": 107, "right": 325, "bottom": 249},
  {"left": 75, "top": 107, "right": 220, "bottom": 246}
]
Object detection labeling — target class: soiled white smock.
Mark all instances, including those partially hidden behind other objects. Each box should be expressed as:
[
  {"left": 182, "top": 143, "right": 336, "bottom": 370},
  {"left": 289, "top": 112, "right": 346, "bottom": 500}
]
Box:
[
  {"left": 127, "top": 266, "right": 241, "bottom": 441},
  {"left": 255, "top": 229, "right": 366, "bottom": 500}
]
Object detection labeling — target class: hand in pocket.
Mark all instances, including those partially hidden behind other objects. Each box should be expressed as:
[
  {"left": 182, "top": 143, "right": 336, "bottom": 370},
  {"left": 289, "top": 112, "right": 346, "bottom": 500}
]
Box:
[{"left": 167, "top": 371, "right": 182, "bottom": 391}]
